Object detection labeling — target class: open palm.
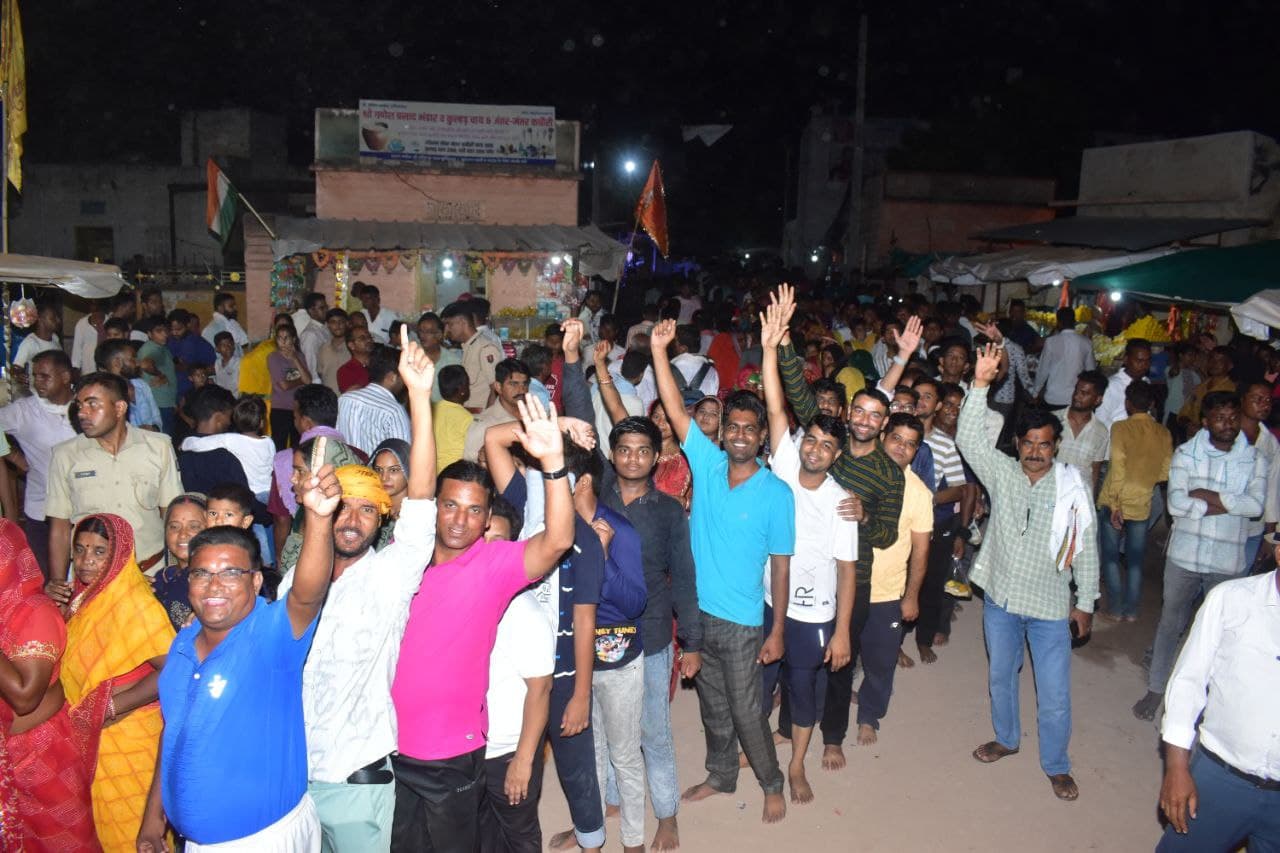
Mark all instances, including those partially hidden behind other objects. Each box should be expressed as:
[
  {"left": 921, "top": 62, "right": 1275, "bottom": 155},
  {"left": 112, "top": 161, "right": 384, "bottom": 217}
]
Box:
[{"left": 514, "top": 396, "right": 564, "bottom": 463}]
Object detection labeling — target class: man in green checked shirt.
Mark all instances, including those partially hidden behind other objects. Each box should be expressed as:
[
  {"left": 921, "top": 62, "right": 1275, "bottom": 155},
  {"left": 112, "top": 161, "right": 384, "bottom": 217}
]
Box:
[
  {"left": 959, "top": 343, "right": 1100, "bottom": 803},
  {"left": 771, "top": 284, "right": 904, "bottom": 772}
]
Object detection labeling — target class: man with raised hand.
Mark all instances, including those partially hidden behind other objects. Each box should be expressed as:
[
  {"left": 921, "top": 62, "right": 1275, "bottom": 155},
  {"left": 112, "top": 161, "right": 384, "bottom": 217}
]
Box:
[{"left": 651, "top": 318, "right": 795, "bottom": 825}]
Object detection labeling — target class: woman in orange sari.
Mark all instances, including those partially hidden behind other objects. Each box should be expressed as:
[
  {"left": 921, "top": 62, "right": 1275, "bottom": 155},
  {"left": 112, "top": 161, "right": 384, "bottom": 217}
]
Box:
[
  {"left": 45, "top": 514, "right": 174, "bottom": 852},
  {"left": 0, "top": 518, "right": 108, "bottom": 851}
]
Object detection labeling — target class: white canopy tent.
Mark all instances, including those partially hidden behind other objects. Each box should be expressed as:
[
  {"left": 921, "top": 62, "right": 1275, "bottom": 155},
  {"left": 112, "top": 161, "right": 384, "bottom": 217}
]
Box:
[
  {"left": 0, "top": 254, "right": 128, "bottom": 298},
  {"left": 927, "top": 246, "right": 1181, "bottom": 287},
  {"left": 1231, "top": 289, "right": 1280, "bottom": 340}
]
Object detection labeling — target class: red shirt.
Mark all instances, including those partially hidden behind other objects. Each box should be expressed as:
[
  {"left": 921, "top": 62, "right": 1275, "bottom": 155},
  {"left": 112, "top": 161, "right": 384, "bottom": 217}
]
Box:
[{"left": 337, "top": 359, "right": 370, "bottom": 393}]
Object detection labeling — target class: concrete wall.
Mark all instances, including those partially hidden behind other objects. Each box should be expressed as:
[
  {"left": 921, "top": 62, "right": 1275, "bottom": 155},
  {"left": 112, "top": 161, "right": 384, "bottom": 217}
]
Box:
[
  {"left": 1078, "top": 131, "right": 1280, "bottom": 243},
  {"left": 873, "top": 198, "right": 1055, "bottom": 260},
  {"left": 314, "top": 169, "right": 579, "bottom": 225}
]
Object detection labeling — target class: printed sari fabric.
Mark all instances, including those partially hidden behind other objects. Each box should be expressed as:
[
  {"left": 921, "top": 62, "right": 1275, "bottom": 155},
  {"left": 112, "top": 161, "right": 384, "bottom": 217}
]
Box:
[
  {"left": 0, "top": 519, "right": 107, "bottom": 852},
  {"left": 62, "top": 515, "right": 175, "bottom": 853},
  {"left": 151, "top": 564, "right": 192, "bottom": 632}
]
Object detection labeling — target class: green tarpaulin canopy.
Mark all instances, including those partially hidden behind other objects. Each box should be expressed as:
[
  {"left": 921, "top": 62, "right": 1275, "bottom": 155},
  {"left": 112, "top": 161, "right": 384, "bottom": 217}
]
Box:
[{"left": 1072, "top": 241, "right": 1280, "bottom": 306}]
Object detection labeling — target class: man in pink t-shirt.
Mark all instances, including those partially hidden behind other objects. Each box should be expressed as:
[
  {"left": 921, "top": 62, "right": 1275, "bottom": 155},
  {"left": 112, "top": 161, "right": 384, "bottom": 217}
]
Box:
[{"left": 390, "top": 396, "right": 576, "bottom": 852}]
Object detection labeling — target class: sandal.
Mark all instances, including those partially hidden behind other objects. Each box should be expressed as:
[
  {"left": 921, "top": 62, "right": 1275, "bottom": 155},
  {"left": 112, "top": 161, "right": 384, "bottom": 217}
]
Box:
[
  {"left": 1049, "top": 773, "right": 1079, "bottom": 801},
  {"left": 972, "top": 741, "right": 1019, "bottom": 763}
]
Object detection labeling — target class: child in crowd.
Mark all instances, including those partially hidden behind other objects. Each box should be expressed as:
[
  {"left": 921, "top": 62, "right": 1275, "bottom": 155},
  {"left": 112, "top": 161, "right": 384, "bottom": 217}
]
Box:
[{"left": 213, "top": 330, "right": 242, "bottom": 392}]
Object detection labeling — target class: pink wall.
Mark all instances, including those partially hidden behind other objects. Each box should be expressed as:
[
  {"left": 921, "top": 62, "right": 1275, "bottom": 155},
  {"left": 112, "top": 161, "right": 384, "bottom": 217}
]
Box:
[{"left": 316, "top": 170, "right": 579, "bottom": 225}]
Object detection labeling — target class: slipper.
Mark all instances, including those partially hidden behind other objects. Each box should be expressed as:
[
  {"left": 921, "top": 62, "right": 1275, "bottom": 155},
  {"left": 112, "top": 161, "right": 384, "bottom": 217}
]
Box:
[
  {"left": 1049, "top": 773, "right": 1079, "bottom": 801},
  {"left": 972, "top": 741, "right": 1019, "bottom": 763}
]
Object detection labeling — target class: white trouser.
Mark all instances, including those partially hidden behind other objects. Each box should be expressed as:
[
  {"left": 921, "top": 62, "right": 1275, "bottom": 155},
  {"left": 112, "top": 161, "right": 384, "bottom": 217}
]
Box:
[{"left": 185, "top": 795, "right": 321, "bottom": 852}]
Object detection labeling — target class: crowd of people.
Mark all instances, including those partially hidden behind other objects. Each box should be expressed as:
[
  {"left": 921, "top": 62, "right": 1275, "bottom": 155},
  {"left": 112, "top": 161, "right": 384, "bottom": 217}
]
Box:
[{"left": 0, "top": 274, "right": 1276, "bottom": 852}]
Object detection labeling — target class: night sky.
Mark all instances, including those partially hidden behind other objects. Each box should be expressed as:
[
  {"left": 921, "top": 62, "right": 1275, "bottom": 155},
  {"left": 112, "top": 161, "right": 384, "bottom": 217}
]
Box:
[{"left": 23, "top": 0, "right": 1279, "bottom": 256}]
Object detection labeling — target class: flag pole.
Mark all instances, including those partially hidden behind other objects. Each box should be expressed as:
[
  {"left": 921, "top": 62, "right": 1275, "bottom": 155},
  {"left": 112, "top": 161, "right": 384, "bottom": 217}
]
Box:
[
  {"left": 611, "top": 215, "right": 641, "bottom": 313},
  {"left": 235, "top": 189, "right": 277, "bottom": 240}
]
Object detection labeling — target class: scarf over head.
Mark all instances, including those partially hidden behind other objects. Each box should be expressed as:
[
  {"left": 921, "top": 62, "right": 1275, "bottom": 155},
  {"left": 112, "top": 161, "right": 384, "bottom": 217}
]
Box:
[{"left": 335, "top": 464, "right": 393, "bottom": 515}]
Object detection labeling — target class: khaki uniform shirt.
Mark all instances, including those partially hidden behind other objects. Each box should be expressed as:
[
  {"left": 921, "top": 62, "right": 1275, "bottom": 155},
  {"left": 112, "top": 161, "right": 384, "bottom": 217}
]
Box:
[
  {"left": 46, "top": 426, "right": 183, "bottom": 561},
  {"left": 461, "top": 331, "right": 503, "bottom": 411}
]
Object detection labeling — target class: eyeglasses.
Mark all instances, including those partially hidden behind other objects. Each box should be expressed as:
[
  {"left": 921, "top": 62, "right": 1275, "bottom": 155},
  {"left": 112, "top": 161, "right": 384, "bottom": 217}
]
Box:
[{"left": 188, "top": 567, "right": 257, "bottom": 585}]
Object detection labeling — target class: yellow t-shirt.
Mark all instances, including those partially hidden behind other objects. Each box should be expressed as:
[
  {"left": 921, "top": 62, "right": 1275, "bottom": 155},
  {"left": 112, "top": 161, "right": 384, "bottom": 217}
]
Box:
[
  {"left": 433, "top": 399, "right": 475, "bottom": 473},
  {"left": 870, "top": 469, "right": 933, "bottom": 603},
  {"left": 834, "top": 366, "right": 866, "bottom": 404}
]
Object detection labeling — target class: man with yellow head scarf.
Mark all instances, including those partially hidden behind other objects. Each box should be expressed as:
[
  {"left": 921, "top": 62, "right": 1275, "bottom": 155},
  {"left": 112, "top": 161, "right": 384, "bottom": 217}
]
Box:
[{"left": 276, "top": 326, "right": 439, "bottom": 852}]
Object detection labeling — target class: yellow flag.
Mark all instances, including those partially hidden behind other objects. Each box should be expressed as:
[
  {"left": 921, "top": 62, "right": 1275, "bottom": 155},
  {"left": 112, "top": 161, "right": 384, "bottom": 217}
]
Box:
[{"left": 1, "top": 0, "right": 25, "bottom": 191}]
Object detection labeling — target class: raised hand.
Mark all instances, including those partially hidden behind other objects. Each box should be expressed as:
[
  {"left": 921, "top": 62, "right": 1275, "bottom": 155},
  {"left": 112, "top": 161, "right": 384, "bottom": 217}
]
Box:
[
  {"left": 649, "top": 318, "right": 677, "bottom": 353},
  {"left": 772, "top": 282, "right": 797, "bottom": 326},
  {"left": 593, "top": 340, "right": 611, "bottom": 366},
  {"left": 759, "top": 297, "right": 789, "bottom": 350},
  {"left": 561, "top": 318, "right": 585, "bottom": 356},
  {"left": 558, "top": 416, "right": 598, "bottom": 452},
  {"left": 897, "top": 315, "right": 923, "bottom": 356},
  {"left": 973, "top": 342, "right": 1001, "bottom": 388},
  {"left": 973, "top": 319, "right": 1003, "bottom": 343},
  {"left": 298, "top": 463, "right": 342, "bottom": 518},
  {"left": 513, "top": 395, "right": 565, "bottom": 465},
  {"left": 398, "top": 324, "right": 436, "bottom": 396}
]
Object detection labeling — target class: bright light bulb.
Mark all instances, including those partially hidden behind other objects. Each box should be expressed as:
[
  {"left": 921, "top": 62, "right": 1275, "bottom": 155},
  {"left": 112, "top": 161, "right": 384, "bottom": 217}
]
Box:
[
  {"left": 1109, "top": 291, "right": 1122, "bottom": 303},
  {"left": 744, "top": 252, "right": 751, "bottom": 260},
  {"left": 810, "top": 253, "right": 820, "bottom": 263},
  {"left": 551, "top": 255, "right": 562, "bottom": 265},
  {"left": 624, "top": 160, "right": 637, "bottom": 174},
  {"left": 442, "top": 269, "right": 455, "bottom": 280},
  {"left": 442, "top": 257, "right": 454, "bottom": 270}
]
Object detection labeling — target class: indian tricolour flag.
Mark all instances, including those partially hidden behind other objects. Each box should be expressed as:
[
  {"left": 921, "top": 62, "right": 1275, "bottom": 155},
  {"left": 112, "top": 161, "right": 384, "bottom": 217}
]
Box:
[{"left": 206, "top": 158, "right": 238, "bottom": 245}]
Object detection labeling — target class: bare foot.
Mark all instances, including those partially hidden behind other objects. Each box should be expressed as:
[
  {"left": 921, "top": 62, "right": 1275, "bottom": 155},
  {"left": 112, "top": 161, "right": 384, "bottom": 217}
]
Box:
[
  {"left": 773, "top": 730, "right": 789, "bottom": 745},
  {"left": 739, "top": 750, "right": 750, "bottom": 768},
  {"left": 681, "top": 782, "right": 724, "bottom": 803},
  {"left": 651, "top": 816, "right": 679, "bottom": 851},
  {"left": 821, "top": 744, "right": 846, "bottom": 770},
  {"left": 762, "top": 792, "right": 787, "bottom": 823},
  {"left": 625, "top": 846, "right": 646, "bottom": 853},
  {"left": 856, "top": 724, "right": 878, "bottom": 745},
  {"left": 897, "top": 648, "right": 915, "bottom": 668},
  {"left": 548, "top": 829, "right": 577, "bottom": 850},
  {"left": 933, "top": 632, "right": 950, "bottom": 647},
  {"left": 918, "top": 644, "right": 938, "bottom": 664},
  {"left": 606, "top": 803, "right": 621, "bottom": 818},
  {"left": 788, "top": 769, "right": 814, "bottom": 804}
]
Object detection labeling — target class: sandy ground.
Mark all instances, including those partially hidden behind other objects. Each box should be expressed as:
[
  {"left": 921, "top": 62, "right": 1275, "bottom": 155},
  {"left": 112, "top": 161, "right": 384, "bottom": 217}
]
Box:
[{"left": 537, "top": 536, "right": 1174, "bottom": 851}]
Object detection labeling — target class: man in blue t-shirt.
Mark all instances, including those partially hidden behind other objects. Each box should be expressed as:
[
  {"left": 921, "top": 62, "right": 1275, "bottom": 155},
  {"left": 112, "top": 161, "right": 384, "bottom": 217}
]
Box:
[
  {"left": 650, "top": 319, "right": 795, "bottom": 826},
  {"left": 137, "top": 462, "right": 342, "bottom": 849}
]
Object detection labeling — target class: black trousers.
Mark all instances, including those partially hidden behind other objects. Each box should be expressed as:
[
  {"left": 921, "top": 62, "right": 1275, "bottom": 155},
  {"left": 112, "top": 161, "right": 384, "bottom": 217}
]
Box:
[
  {"left": 479, "top": 749, "right": 545, "bottom": 853},
  {"left": 854, "top": 600, "right": 905, "bottom": 730},
  {"left": 917, "top": 525, "right": 956, "bottom": 647},
  {"left": 269, "top": 405, "right": 297, "bottom": 451},
  {"left": 546, "top": 677, "right": 604, "bottom": 840},
  {"left": 391, "top": 747, "right": 486, "bottom": 853}
]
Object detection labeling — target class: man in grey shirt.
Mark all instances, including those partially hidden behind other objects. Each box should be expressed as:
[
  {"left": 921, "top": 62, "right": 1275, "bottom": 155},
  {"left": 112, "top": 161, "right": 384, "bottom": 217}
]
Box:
[{"left": 1031, "top": 307, "right": 1096, "bottom": 408}]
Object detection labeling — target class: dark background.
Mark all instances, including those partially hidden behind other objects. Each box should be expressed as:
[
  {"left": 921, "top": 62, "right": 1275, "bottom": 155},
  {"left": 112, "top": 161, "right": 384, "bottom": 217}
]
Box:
[{"left": 24, "top": 0, "right": 1279, "bottom": 255}]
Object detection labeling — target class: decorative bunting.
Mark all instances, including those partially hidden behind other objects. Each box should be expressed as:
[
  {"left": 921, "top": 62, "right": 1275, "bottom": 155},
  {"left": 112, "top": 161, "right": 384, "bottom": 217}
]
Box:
[{"left": 312, "top": 249, "right": 334, "bottom": 269}]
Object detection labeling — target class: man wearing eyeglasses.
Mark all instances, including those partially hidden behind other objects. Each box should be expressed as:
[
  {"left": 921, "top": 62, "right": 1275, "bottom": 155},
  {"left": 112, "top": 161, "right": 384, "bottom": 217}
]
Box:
[
  {"left": 137, "top": 456, "right": 343, "bottom": 850},
  {"left": 276, "top": 329, "right": 440, "bottom": 852}
]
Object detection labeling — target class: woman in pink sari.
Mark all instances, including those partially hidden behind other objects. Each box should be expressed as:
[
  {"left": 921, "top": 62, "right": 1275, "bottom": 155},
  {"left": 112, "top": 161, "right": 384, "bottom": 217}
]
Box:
[{"left": 0, "top": 519, "right": 109, "bottom": 851}]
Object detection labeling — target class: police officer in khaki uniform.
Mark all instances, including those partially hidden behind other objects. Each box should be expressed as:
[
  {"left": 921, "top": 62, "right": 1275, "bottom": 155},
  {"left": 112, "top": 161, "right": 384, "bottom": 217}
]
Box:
[
  {"left": 441, "top": 302, "right": 503, "bottom": 412},
  {"left": 45, "top": 371, "right": 183, "bottom": 577}
]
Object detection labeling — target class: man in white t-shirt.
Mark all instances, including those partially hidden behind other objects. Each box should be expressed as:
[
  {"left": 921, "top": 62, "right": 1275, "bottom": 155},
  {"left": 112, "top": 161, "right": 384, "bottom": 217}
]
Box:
[
  {"left": 674, "top": 282, "right": 702, "bottom": 324},
  {"left": 758, "top": 306, "right": 857, "bottom": 805},
  {"left": 13, "top": 302, "right": 63, "bottom": 372},
  {"left": 481, "top": 501, "right": 554, "bottom": 852}
]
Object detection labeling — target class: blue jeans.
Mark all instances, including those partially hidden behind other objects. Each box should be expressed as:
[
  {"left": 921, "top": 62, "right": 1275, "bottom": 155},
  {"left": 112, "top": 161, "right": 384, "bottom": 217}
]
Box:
[
  {"left": 1156, "top": 749, "right": 1280, "bottom": 852},
  {"left": 1098, "top": 509, "right": 1150, "bottom": 618},
  {"left": 605, "top": 643, "right": 680, "bottom": 821},
  {"left": 982, "top": 598, "right": 1072, "bottom": 776}
]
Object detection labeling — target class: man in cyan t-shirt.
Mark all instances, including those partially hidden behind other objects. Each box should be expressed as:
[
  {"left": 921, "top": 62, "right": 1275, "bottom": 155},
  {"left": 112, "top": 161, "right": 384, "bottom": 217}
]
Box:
[
  {"left": 650, "top": 319, "right": 796, "bottom": 826},
  {"left": 138, "top": 462, "right": 343, "bottom": 849},
  {"left": 390, "top": 397, "right": 577, "bottom": 852}
]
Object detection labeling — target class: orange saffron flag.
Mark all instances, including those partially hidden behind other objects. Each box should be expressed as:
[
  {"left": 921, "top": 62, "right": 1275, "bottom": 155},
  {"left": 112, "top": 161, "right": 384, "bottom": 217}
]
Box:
[
  {"left": 1057, "top": 279, "right": 1071, "bottom": 309},
  {"left": 635, "top": 160, "right": 669, "bottom": 257}
]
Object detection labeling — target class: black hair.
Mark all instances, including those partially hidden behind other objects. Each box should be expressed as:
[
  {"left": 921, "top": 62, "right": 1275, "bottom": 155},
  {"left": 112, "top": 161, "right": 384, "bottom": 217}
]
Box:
[
  {"left": 1076, "top": 369, "right": 1108, "bottom": 398},
  {"left": 913, "top": 376, "right": 940, "bottom": 397},
  {"left": 938, "top": 337, "right": 971, "bottom": 361},
  {"left": 361, "top": 284, "right": 380, "bottom": 300},
  {"left": 885, "top": 411, "right": 926, "bottom": 442},
  {"left": 543, "top": 323, "right": 563, "bottom": 339},
  {"left": 437, "top": 365, "right": 470, "bottom": 402},
  {"left": 109, "top": 292, "right": 136, "bottom": 313},
  {"left": 74, "top": 371, "right": 129, "bottom": 402},
  {"left": 619, "top": 350, "right": 648, "bottom": 383},
  {"left": 494, "top": 358, "right": 531, "bottom": 384},
  {"left": 812, "top": 377, "right": 847, "bottom": 408},
  {"left": 1009, "top": 298, "right": 1026, "bottom": 310},
  {"left": 417, "top": 311, "right": 442, "bottom": 329},
  {"left": 1201, "top": 391, "right": 1241, "bottom": 418},
  {"left": 1211, "top": 345, "right": 1234, "bottom": 362},
  {"left": 439, "top": 302, "right": 475, "bottom": 325},
  {"left": 232, "top": 396, "right": 267, "bottom": 434},
  {"left": 207, "top": 483, "right": 255, "bottom": 515},
  {"left": 470, "top": 298, "right": 491, "bottom": 324},
  {"left": 74, "top": 515, "right": 112, "bottom": 542},
  {"left": 366, "top": 345, "right": 400, "bottom": 385},
  {"left": 186, "top": 385, "right": 236, "bottom": 425},
  {"left": 294, "top": 383, "right": 339, "bottom": 427},
  {"left": 723, "top": 389, "right": 767, "bottom": 428},
  {"left": 805, "top": 413, "right": 849, "bottom": 447},
  {"left": 563, "top": 435, "right": 604, "bottom": 496},
  {"left": 1056, "top": 307, "right": 1076, "bottom": 328},
  {"left": 303, "top": 292, "right": 327, "bottom": 311},
  {"left": 188, "top": 526, "right": 262, "bottom": 571},
  {"left": 674, "top": 324, "right": 701, "bottom": 354},
  {"left": 821, "top": 342, "right": 847, "bottom": 371},
  {"left": 166, "top": 308, "right": 191, "bottom": 325},
  {"left": 103, "top": 317, "right": 131, "bottom": 336},
  {"left": 1013, "top": 407, "right": 1063, "bottom": 441},
  {"left": 1125, "top": 380, "right": 1155, "bottom": 412},
  {"left": 488, "top": 496, "right": 523, "bottom": 540},
  {"left": 1124, "top": 337, "right": 1152, "bottom": 355},
  {"left": 893, "top": 385, "right": 920, "bottom": 404},
  {"left": 609, "top": 416, "right": 662, "bottom": 455},
  {"left": 325, "top": 307, "right": 349, "bottom": 322},
  {"left": 598, "top": 312, "right": 619, "bottom": 336},
  {"left": 166, "top": 492, "right": 208, "bottom": 524},
  {"left": 215, "top": 291, "right": 237, "bottom": 308},
  {"left": 134, "top": 316, "right": 165, "bottom": 335},
  {"left": 140, "top": 286, "right": 162, "bottom": 303},
  {"left": 520, "top": 343, "right": 552, "bottom": 377},
  {"left": 213, "top": 330, "right": 234, "bottom": 347},
  {"left": 936, "top": 382, "right": 965, "bottom": 402},
  {"left": 31, "top": 348, "right": 71, "bottom": 373},
  {"left": 438, "top": 460, "right": 495, "bottom": 507},
  {"left": 851, "top": 386, "right": 891, "bottom": 411}
]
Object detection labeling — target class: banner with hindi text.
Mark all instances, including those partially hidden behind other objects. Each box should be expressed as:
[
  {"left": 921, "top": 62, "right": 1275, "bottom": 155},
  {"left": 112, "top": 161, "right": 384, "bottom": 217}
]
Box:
[{"left": 358, "top": 100, "right": 556, "bottom": 166}]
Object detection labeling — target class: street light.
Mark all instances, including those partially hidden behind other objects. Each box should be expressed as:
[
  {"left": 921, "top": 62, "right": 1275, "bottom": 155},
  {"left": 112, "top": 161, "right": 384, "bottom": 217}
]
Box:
[{"left": 623, "top": 159, "right": 637, "bottom": 175}]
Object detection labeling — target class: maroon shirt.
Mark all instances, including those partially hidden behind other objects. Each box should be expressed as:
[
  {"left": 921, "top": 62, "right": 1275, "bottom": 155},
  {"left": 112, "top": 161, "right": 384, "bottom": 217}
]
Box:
[{"left": 337, "top": 358, "right": 370, "bottom": 393}]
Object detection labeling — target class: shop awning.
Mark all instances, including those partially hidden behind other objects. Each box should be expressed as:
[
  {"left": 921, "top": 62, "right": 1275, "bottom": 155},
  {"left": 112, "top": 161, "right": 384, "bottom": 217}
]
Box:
[
  {"left": 1072, "top": 240, "right": 1280, "bottom": 306},
  {"left": 973, "top": 216, "right": 1267, "bottom": 251},
  {"left": 0, "top": 254, "right": 127, "bottom": 298},
  {"left": 927, "top": 246, "right": 1179, "bottom": 287},
  {"left": 1231, "top": 289, "right": 1280, "bottom": 340},
  {"left": 270, "top": 217, "right": 628, "bottom": 281}
]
